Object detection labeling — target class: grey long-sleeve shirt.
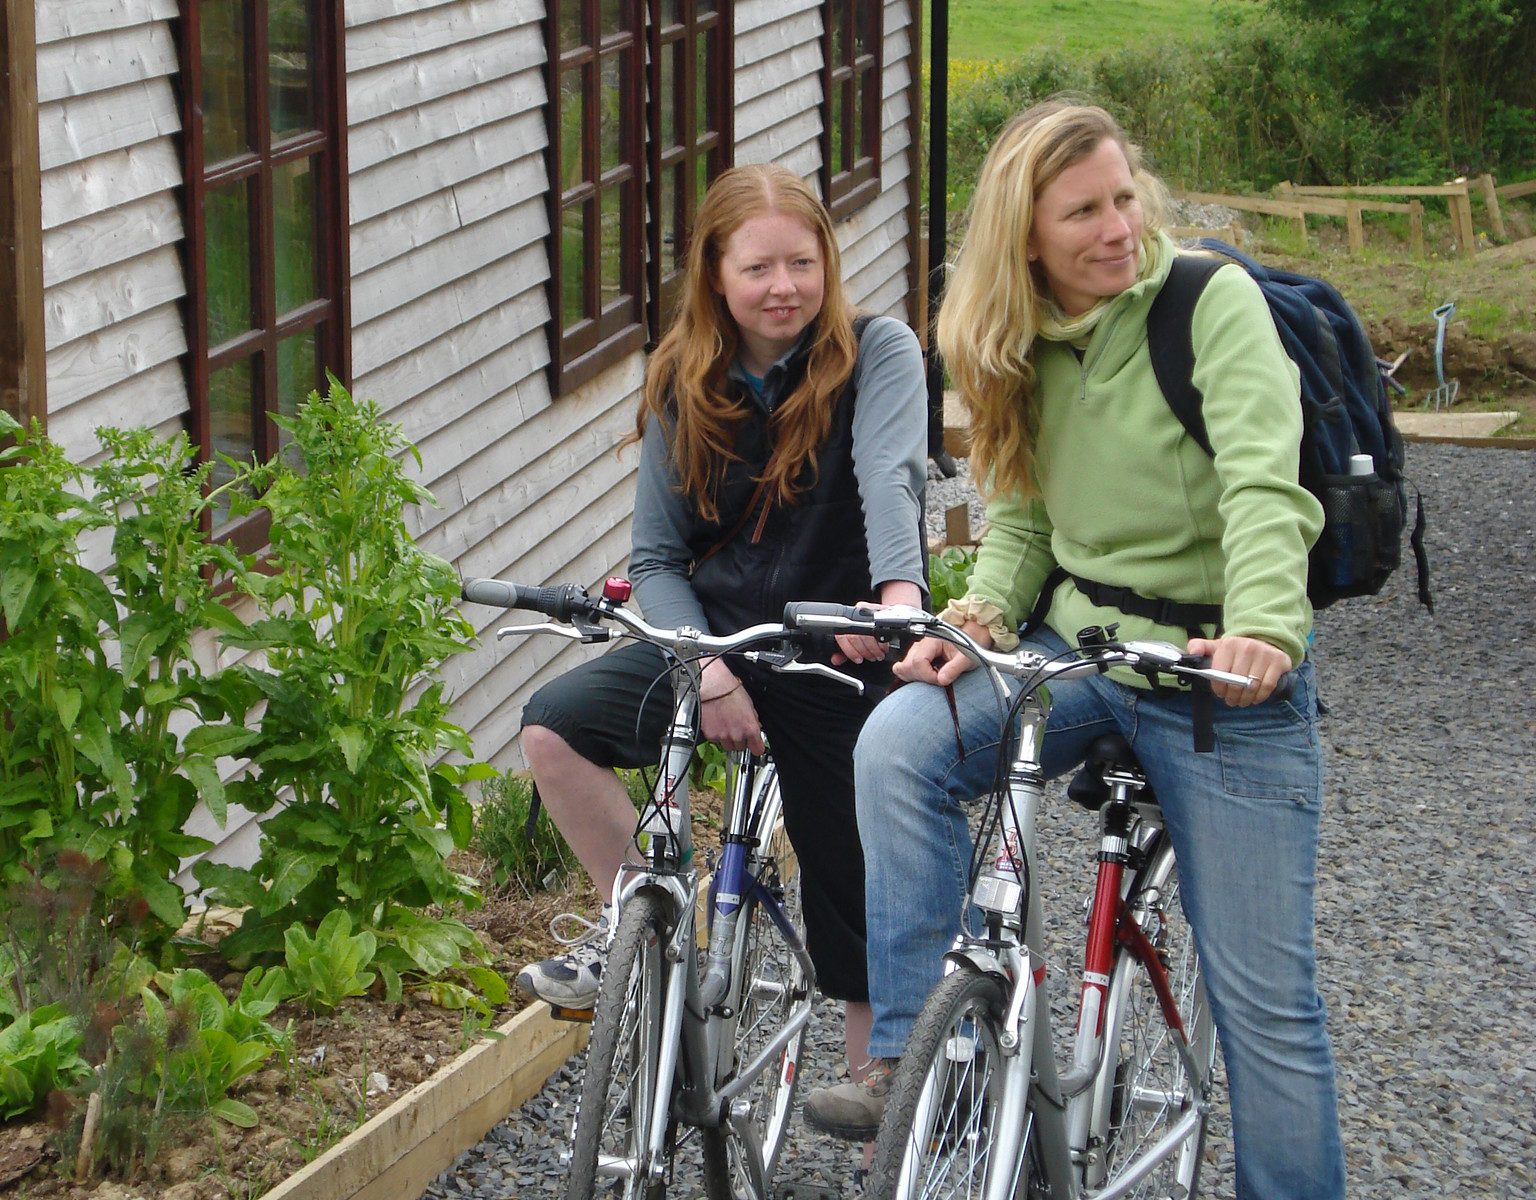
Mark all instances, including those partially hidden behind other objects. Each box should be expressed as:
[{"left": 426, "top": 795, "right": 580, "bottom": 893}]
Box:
[{"left": 628, "top": 315, "right": 929, "bottom": 634}]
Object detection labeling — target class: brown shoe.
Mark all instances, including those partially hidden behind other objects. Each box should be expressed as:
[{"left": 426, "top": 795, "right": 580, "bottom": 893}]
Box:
[{"left": 802, "top": 1058, "right": 897, "bottom": 1141}]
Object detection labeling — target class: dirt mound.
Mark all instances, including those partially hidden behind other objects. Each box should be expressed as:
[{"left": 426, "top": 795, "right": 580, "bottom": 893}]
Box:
[{"left": 1365, "top": 317, "right": 1536, "bottom": 392}]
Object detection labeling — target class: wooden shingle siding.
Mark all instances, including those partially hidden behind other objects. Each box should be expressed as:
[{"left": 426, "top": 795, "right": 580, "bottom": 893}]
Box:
[
  {"left": 42, "top": 191, "right": 183, "bottom": 288},
  {"left": 36, "top": 3, "right": 186, "bottom": 462},
  {"left": 34, "top": 0, "right": 177, "bottom": 45}
]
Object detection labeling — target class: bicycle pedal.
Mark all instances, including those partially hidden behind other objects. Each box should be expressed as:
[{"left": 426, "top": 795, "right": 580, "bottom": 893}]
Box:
[{"left": 547, "top": 1002, "right": 594, "bottom": 1024}]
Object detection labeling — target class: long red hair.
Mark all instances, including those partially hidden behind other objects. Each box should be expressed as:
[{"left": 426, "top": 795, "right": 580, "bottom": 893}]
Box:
[{"left": 636, "top": 164, "right": 858, "bottom": 523}]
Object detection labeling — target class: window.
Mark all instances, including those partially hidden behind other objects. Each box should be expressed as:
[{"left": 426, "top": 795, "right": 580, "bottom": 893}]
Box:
[
  {"left": 821, "top": 0, "right": 883, "bottom": 219},
  {"left": 547, "top": 1, "right": 732, "bottom": 394},
  {"left": 647, "top": 0, "right": 731, "bottom": 335},
  {"left": 178, "top": 1, "right": 349, "bottom": 551}
]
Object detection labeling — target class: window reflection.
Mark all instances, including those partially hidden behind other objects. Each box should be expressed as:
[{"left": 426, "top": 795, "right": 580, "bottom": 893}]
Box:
[
  {"left": 269, "top": 0, "right": 315, "bottom": 139},
  {"left": 205, "top": 182, "right": 253, "bottom": 348},
  {"left": 201, "top": 0, "right": 247, "bottom": 162}
]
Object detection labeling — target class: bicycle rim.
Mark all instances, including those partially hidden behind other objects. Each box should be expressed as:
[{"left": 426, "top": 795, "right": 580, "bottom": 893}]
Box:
[
  {"left": 701, "top": 869, "right": 808, "bottom": 1199},
  {"left": 1091, "top": 847, "right": 1214, "bottom": 1199},
  {"left": 868, "top": 969, "right": 1017, "bottom": 1200},
  {"left": 566, "top": 891, "right": 670, "bottom": 1200}
]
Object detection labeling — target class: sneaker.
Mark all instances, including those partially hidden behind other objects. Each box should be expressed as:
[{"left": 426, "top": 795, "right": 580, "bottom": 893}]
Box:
[
  {"left": 515, "top": 906, "right": 611, "bottom": 1009},
  {"left": 802, "top": 1057, "right": 897, "bottom": 1141}
]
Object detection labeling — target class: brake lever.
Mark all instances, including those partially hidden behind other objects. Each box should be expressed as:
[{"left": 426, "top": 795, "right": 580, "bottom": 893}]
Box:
[
  {"left": 765, "top": 656, "right": 865, "bottom": 695},
  {"left": 496, "top": 621, "right": 612, "bottom": 645}
]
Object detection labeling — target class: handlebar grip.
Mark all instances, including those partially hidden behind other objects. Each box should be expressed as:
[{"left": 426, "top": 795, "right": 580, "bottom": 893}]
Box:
[
  {"left": 1269, "top": 670, "right": 1299, "bottom": 703},
  {"left": 461, "top": 577, "right": 594, "bottom": 621},
  {"left": 782, "top": 600, "right": 875, "bottom": 629}
]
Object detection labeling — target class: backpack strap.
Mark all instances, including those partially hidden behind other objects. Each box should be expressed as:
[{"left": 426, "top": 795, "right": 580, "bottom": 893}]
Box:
[{"left": 1145, "top": 254, "right": 1226, "bottom": 457}]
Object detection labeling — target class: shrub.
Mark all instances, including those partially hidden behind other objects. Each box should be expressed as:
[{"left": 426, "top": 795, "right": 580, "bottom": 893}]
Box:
[{"left": 473, "top": 772, "right": 577, "bottom": 896}]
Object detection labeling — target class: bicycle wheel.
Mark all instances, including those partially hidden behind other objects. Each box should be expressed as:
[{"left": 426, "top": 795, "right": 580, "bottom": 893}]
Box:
[
  {"left": 701, "top": 865, "right": 808, "bottom": 1199},
  {"left": 1089, "top": 842, "right": 1215, "bottom": 1199},
  {"left": 566, "top": 890, "right": 671, "bottom": 1200},
  {"left": 867, "top": 968, "right": 1019, "bottom": 1200}
]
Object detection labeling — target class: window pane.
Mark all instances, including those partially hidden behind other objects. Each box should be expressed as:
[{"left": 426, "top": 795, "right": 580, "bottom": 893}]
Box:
[
  {"left": 829, "top": 0, "right": 846, "bottom": 68},
  {"left": 660, "top": 0, "right": 679, "bottom": 26},
  {"left": 269, "top": 0, "right": 315, "bottom": 139},
  {"left": 562, "top": 203, "right": 587, "bottom": 326},
  {"left": 828, "top": 79, "right": 844, "bottom": 177},
  {"left": 661, "top": 164, "right": 680, "bottom": 272},
  {"left": 200, "top": 0, "right": 248, "bottom": 163},
  {"left": 274, "top": 157, "right": 318, "bottom": 316},
  {"left": 599, "top": 184, "right": 623, "bottom": 309},
  {"left": 845, "top": 77, "right": 859, "bottom": 171},
  {"left": 205, "top": 182, "right": 253, "bottom": 348},
  {"left": 559, "top": 0, "right": 584, "bottom": 50},
  {"left": 696, "top": 33, "right": 712, "bottom": 142},
  {"left": 277, "top": 329, "right": 319, "bottom": 464},
  {"left": 600, "top": 53, "right": 624, "bottom": 174},
  {"left": 696, "top": 153, "right": 710, "bottom": 213},
  {"left": 698, "top": 0, "right": 715, "bottom": 14},
  {"left": 601, "top": 0, "right": 625, "bottom": 35},
  {"left": 660, "top": 41, "right": 678, "bottom": 150},
  {"left": 560, "top": 67, "right": 585, "bottom": 190},
  {"left": 208, "top": 356, "right": 257, "bottom": 528}
]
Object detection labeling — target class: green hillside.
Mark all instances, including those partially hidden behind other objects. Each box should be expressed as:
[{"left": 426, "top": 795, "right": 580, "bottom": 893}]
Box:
[{"left": 948, "top": 0, "right": 1223, "bottom": 60}]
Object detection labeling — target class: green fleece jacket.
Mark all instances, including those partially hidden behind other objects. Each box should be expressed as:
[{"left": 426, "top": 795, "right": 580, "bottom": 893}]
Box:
[{"left": 965, "top": 233, "right": 1325, "bottom": 676}]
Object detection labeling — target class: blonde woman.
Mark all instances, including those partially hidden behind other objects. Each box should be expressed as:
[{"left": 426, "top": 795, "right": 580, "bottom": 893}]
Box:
[
  {"left": 517, "top": 164, "right": 928, "bottom": 1090},
  {"left": 804, "top": 103, "right": 1345, "bottom": 1198}
]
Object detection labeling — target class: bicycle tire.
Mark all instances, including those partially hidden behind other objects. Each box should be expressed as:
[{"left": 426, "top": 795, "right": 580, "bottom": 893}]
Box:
[
  {"left": 700, "top": 852, "right": 808, "bottom": 1198},
  {"left": 1088, "top": 841, "right": 1215, "bottom": 1199},
  {"left": 866, "top": 968, "right": 1018, "bottom": 1200},
  {"left": 565, "top": 889, "right": 671, "bottom": 1200}
]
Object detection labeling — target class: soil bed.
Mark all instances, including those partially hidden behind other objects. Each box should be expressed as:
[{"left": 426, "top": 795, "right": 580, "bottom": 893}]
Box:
[{"left": 1, "top": 789, "right": 724, "bottom": 1200}]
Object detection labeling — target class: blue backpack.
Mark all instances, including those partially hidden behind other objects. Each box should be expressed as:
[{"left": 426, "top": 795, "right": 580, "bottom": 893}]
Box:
[{"left": 1147, "top": 239, "right": 1432, "bottom": 613}]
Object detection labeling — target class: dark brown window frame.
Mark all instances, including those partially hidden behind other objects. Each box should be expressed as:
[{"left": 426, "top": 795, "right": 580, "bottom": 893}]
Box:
[
  {"left": 645, "top": 0, "right": 733, "bottom": 340},
  {"left": 176, "top": 0, "right": 351, "bottom": 557},
  {"left": 821, "top": 0, "right": 883, "bottom": 221},
  {"left": 545, "top": 0, "right": 648, "bottom": 396},
  {"left": 546, "top": 0, "right": 733, "bottom": 396}
]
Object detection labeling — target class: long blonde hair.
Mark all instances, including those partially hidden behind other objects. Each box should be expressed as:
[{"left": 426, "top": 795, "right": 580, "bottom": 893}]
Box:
[
  {"left": 637, "top": 164, "right": 858, "bottom": 523},
  {"left": 936, "top": 100, "right": 1168, "bottom": 499}
]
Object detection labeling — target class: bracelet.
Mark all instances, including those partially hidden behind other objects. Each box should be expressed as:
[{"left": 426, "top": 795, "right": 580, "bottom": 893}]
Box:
[{"left": 700, "top": 681, "right": 742, "bottom": 703}]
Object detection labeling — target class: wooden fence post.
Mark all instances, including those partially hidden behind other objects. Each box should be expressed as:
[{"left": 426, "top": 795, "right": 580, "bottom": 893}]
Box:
[
  {"left": 1450, "top": 186, "right": 1476, "bottom": 257},
  {"left": 1478, "top": 173, "right": 1506, "bottom": 240},
  {"left": 1409, "top": 200, "right": 1424, "bottom": 258},
  {"left": 1345, "top": 201, "right": 1364, "bottom": 255}
]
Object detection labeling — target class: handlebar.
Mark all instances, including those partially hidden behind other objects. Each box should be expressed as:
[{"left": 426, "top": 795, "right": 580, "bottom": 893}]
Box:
[
  {"left": 781, "top": 600, "right": 1295, "bottom": 700},
  {"left": 462, "top": 577, "right": 864, "bottom": 695}
]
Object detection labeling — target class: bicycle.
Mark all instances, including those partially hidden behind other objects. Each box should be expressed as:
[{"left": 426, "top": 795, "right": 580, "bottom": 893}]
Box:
[
  {"left": 461, "top": 576, "right": 864, "bottom": 1200},
  {"left": 782, "top": 602, "right": 1274, "bottom": 1200}
]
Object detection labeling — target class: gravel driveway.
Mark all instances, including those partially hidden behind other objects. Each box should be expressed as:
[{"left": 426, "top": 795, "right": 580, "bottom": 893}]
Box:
[{"left": 423, "top": 440, "right": 1535, "bottom": 1199}]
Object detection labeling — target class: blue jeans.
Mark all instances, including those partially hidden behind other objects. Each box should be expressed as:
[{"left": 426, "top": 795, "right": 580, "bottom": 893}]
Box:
[{"left": 856, "top": 628, "right": 1345, "bottom": 1200}]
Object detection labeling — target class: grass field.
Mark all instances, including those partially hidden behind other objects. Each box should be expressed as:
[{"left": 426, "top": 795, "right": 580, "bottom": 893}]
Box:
[{"left": 948, "top": 0, "right": 1223, "bottom": 60}]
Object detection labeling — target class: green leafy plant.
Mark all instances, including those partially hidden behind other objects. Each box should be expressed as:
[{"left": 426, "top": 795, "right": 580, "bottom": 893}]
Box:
[
  {"left": 0, "top": 1003, "right": 92, "bottom": 1119},
  {"left": 472, "top": 771, "right": 577, "bottom": 895},
  {"left": 196, "top": 380, "right": 490, "bottom": 970},
  {"left": 277, "top": 910, "right": 378, "bottom": 1013},
  {"left": 0, "top": 415, "right": 253, "bottom": 946},
  {"left": 928, "top": 547, "right": 979, "bottom": 613}
]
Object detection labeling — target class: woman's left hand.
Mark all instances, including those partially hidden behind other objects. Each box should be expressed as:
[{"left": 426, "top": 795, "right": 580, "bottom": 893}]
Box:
[{"left": 1185, "top": 634, "right": 1293, "bottom": 707}]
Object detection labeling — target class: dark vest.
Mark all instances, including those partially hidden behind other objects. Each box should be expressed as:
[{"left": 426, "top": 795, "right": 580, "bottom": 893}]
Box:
[{"left": 687, "top": 323, "right": 878, "bottom": 643}]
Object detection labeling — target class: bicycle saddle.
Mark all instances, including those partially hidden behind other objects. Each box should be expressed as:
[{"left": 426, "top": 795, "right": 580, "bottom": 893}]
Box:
[{"left": 1066, "top": 733, "right": 1156, "bottom": 811}]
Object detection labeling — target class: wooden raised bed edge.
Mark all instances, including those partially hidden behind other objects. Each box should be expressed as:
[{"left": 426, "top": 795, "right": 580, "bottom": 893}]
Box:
[{"left": 259, "top": 1002, "right": 587, "bottom": 1200}]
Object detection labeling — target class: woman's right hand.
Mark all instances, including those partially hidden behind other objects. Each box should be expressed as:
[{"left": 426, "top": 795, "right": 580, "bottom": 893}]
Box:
[
  {"left": 699, "top": 660, "right": 766, "bottom": 754},
  {"left": 893, "top": 620, "right": 993, "bottom": 687}
]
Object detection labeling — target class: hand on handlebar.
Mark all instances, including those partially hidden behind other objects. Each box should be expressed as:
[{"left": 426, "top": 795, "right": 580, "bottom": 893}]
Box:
[
  {"left": 1185, "top": 634, "right": 1291, "bottom": 706},
  {"left": 699, "top": 659, "right": 766, "bottom": 754},
  {"left": 894, "top": 620, "right": 994, "bottom": 687}
]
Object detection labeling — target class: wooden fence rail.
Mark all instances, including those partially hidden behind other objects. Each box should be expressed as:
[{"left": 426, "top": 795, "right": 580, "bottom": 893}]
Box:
[
  {"left": 1172, "top": 188, "right": 1424, "bottom": 257},
  {"left": 1280, "top": 180, "right": 1474, "bottom": 257}
]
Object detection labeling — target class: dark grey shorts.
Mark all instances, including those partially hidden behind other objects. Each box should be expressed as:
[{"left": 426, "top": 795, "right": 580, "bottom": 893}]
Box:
[{"left": 521, "top": 642, "right": 877, "bottom": 1001}]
